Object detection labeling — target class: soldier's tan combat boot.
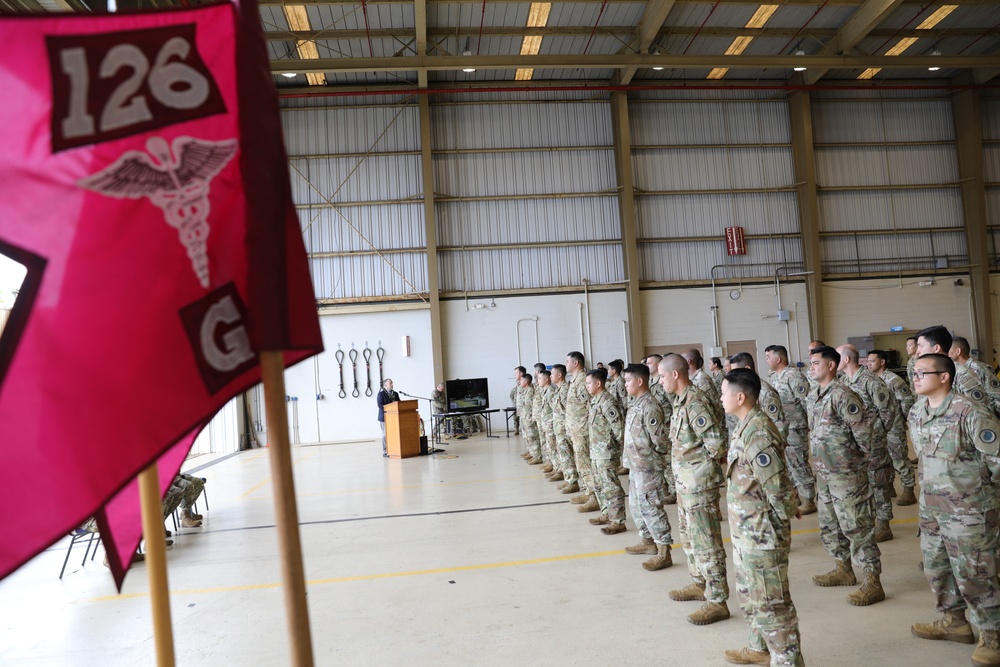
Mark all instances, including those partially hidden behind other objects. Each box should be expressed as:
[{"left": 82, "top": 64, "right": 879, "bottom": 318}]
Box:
[
  {"left": 520, "top": 452, "right": 532, "bottom": 460},
  {"left": 642, "top": 544, "right": 673, "bottom": 571},
  {"left": 663, "top": 493, "right": 677, "bottom": 505},
  {"left": 897, "top": 487, "right": 917, "bottom": 506},
  {"left": 180, "top": 509, "right": 202, "bottom": 528},
  {"left": 688, "top": 601, "right": 730, "bottom": 625},
  {"left": 541, "top": 462, "right": 554, "bottom": 473},
  {"left": 972, "top": 629, "right": 1000, "bottom": 666},
  {"left": 813, "top": 560, "right": 857, "bottom": 587},
  {"left": 527, "top": 457, "right": 543, "bottom": 465},
  {"left": 847, "top": 572, "right": 885, "bottom": 606},
  {"left": 911, "top": 610, "right": 975, "bottom": 644},
  {"left": 722, "top": 647, "right": 770, "bottom": 665},
  {"left": 570, "top": 493, "right": 591, "bottom": 505},
  {"left": 601, "top": 522, "right": 627, "bottom": 535},
  {"left": 577, "top": 498, "right": 600, "bottom": 513},
  {"left": 799, "top": 498, "right": 817, "bottom": 515},
  {"left": 874, "top": 519, "right": 893, "bottom": 543},
  {"left": 589, "top": 514, "right": 609, "bottom": 525},
  {"left": 617, "top": 466, "right": 628, "bottom": 476},
  {"left": 547, "top": 471, "right": 565, "bottom": 482},
  {"left": 560, "top": 482, "right": 579, "bottom": 494},
  {"left": 669, "top": 581, "right": 707, "bottom": 602},
  {"left": 625, "top": 537, "right": 657, "bottom": 555}
]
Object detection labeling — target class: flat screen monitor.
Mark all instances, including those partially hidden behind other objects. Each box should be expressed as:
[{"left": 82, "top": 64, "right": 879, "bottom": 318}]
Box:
[{"left": 446, "top": 378, "right": 489, "bottom": 412}]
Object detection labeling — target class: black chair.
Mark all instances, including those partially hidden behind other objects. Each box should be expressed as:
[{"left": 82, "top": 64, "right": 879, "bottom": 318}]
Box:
[{"left": 59, "top": 528, "right": 100, "bottom": 579}]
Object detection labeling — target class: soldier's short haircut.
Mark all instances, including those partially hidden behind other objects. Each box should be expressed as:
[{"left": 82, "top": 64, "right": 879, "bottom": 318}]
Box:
[
  {"left": 586, "top": 368, "right": 608, "bottom": 385},
  {"left": 609, "top": 359, "right": 624, "bottom": 374},
  {"left": 551, "top": 364, "right": 567, "bottom": 376},
  {"left": 568, "top": 351, "right": 585, "bottom": 365},
  {"left": 906, "top": 336, "right": 918, "bottom": 344},
  {"left": 765, "top": 344, "right": 789, "bottom": 360},
  {"left": 870, "top": 349, "right": 889, "bottom": 363},
  {"left": 683, "top": 348, "right": 704, "bottom": 369},
  {"left": 646, "top": 353, "right": 663, "bottom": 364},
  {"left": 811, "top": 345, "right": 840, "bottom": 366},
  {"left": 839, "top": 345, "right": 859, "bottom": 364},
  {"left": 521, "top": 373, "right": 533, "bottom": 383},
  {"left": 917, "top": 325, "right": 952, "bottom": 353},
  {"left": 724, "top": 368, "right": 760, "bottom": 403},
  {"left": 709, "top": 356, "right": 722, "bottom": 370},
  {"left": 515, "top": 366, "right": 527, "bottom": 375},
  {"left": 538, "top": 369, "right": 551, "bottom": 379},
  {"left": 729, "top": 352, "right": 756, "bottom": 371},
  {"left": 660, "top": 353, "right": 688, "bottom": 375},
  {"left": 952, "top": 336, "right": 971, "bottom": 357},
  {"left": 919, "top": 353, "right": 955, "bottom": 386},
  {"left": 624, "top": 363, "right": 650, "bottom": 382}
]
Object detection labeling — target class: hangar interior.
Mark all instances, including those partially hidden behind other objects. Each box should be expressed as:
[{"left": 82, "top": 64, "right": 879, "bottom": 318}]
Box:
[{"left": 2, "top": 0, "right": 1000, "bottom": 664}]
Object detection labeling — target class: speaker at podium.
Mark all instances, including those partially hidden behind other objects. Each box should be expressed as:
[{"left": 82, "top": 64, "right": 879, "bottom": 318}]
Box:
[{"left": 384, "top": 400, "right": 421, "bottom": 458}]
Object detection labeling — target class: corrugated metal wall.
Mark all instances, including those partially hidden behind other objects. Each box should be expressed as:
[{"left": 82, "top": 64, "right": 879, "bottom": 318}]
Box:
[
  {"left": 629, "top": 94, "right": 801, "bottom": 283},
  {"left": 984, "top": 98, "right": 1000, "bottom": 268},
  {"left": 431, "top": 100, "right": 624, "bottom": 292},
  {"left": 811, "top": 93, "right": 967, "bottom": 276}
]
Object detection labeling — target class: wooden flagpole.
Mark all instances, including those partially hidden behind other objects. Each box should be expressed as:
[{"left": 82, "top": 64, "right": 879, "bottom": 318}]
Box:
[
  {"left": 138, "top": 462, "right": 176, "bottom": 667},
  {"left": 260, "top": 350, "right": 315, "bottom": 667}
]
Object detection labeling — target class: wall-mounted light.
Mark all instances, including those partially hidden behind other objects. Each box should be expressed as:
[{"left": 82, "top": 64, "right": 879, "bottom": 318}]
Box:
[
  {"left": 462, "top": 50, "right": 476, "bottom": 73},
  {"left": 793, "top": 49, "right": 807, "bottom": 72}
]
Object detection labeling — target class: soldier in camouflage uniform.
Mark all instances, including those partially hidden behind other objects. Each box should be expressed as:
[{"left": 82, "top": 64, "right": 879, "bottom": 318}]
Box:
[
  {"left": 952, "top": 336, "right": 1000, "bottom": 420},
  {"left": 685, "top": 348, "right": 728, "bottom": 444},
  {"left": 807, "top": 346, "right": 885, "bottom": 606},
  {"left": 868, "top": 350, "right": 918, "bottom": 506},
  {"left": 766, "top": 345, "right": 817, "bottom": 515},
  {"left": 566, "top": 351, "right": 596, "bottom": 506},
  {"left": 918, "top": 326, "right": 990, "bottom": 408},
  {"left": 517, "top": 374, "right": 542, "bottom": 464},
  {"left": 607, "top": 359, "right": 629, "bottom": 474},
  {"left": 909, "top": 353, "right": 1000, "bottom": 667},
  {"left": 645, "top": 355, "right": 677, "bottom": 504},
  {"left": 906, "top": 337, "right": 919, "bottom": 391},
  {"left": 709, "top": 357, "right": 726, "bottom": 394},
  {"left": 621, "top": 362, "right": 675, "bottom": 572},
  {"left": 164, "top": 473, "right": 206, "bottom": 527},
  {"left": 536, "top": 370, "right": 558, "bottom": 473},
  {"left": 837, "top": 344, "right": 897, "bottom": 543},
  {"left": 731, "top": 352, "right": 788, "bottom": 440},
  {"left": 549, "top": 365, "right": 578, "bottom": 489},
  {"left": 722, "top": 368, "right": 804, "bottom": 667},
  {"left": 512, "top": 366, "right": 525, "bottom": 440},
  {"left": 585, "top": 369, "right": 628, "bottom": 533},
  {"left": 660, "top": 354, "right": 731, "bottom": 626}
]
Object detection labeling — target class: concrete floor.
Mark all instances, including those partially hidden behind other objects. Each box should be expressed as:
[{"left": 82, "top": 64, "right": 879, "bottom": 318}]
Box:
[{"left": 0, "top": 430, "right": 976, "bottom": 666}]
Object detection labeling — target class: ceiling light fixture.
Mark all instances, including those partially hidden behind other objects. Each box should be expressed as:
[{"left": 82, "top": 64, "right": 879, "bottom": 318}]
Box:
[
  {"left": 652, "top": 50, "right": 664, "bottom": 71},
  {"left": 462, "top": 50, "right": 476, "bottom": 73},
  {"left": 928, "top": 49, "right": 941, "bottom": 71},
  {"left": 857, "top": 4, "right": 957, "bottom": 80},
  {"left": 282, "top": 72, "right": 297, "bottom": 78},
  {"left": 793, "top": 49, "right": 807, "bottom": 72}
]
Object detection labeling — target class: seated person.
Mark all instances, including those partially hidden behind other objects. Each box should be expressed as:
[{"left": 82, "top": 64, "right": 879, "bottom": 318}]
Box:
[{"left": 162, "top": 473, "right": 206, "bottom": 528}]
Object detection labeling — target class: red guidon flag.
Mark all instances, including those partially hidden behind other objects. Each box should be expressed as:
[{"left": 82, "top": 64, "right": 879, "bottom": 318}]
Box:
[{"left": 0, "top": 0, "right": 322, "bottom": 587}]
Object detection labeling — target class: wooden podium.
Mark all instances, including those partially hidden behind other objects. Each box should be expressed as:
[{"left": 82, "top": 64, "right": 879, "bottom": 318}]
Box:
[{"left": 384, "top": 400, "right": 420, "bottom": 459}]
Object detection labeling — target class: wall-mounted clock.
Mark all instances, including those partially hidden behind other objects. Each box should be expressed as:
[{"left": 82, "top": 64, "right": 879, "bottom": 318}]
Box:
[{"left": 729, "top": 289, "right": 741, "bottom": 300}]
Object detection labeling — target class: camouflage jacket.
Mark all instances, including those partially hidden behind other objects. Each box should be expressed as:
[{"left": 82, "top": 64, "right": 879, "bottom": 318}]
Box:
[
  {"left": 537, "top": 384, "right": 554, "bottom": 432},
  {"left": 907, "top": 355, "right": 917, "bottom": 392},
  {"left": 808, "top": 379, "right": 870, "bottom": 477},
  {"left": 517, "top": 383, "right": 535, "bottom": 422},
  {"left": 965, "top": 359, "right": 1000, "bottom": 420},
  {"left": 510, "top": 384, "right": 520, "bottom": 414},
  {"left": 909, "top": 391, "right": 1000, "bottom": 514},
  {"left": 770, "top": 365, "right": 811, "bottom": 431},
  {"left": 954, "top": 362, "right": 989, "bottom": 408},
  {"left": 759, "top": 378, "right": 789, "bottom": 440},
  {"left": 589, "top": 389, "right": 624, "bottom": 459},
  {"left": 551, "top": 381, "right": 568, "bottom": 429},
  {"left": 878, "top": 369, "right": 913, "bottom": 449},
  {"left": 710, "top": 369, "right": 725, "bottom": 394},
  {"left": 565, "top": 368, "right": 591, "bottom": 423},
  {"left": 649, "top": 376, "right": 674, "bottom": 419},
  {"left": 432, "top": 389, "right": 446, "bottom": 414},
  {"left": 607, "top": 376, "right": 628, "bottom": 410},
  {"left": 841, "top": 367, "right": 893, "bottom": 470},
  {"left": 669, "top": 384, "right": 726, "bottom": 493},
  {"left": 623, "top": 391, "right": 669, "bottom": 471},
  {"left": 727, "top": 405, "right": 799, "bottom": 551}
]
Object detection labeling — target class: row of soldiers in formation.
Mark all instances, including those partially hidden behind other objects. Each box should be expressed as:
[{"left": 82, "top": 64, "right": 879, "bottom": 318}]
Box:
[{"left": 508, "top": 326, "right": 1000, "bottom": 667}]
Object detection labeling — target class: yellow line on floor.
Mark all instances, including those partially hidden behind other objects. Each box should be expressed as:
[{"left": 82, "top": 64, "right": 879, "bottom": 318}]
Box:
[
  {"left": 240, "top": 451, "right": 267, "bottom": 464},
  {"left": 246, "top": 475, "right": 541, "bottom": 500},
  {"left": 239, "top": 452, "right": 317, "bottom": 499},
  {"left": 86, "top": 517, "right": 919, "bottom": 603}
]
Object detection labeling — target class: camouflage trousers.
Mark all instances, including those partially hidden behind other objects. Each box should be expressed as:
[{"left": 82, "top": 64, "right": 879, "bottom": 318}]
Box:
[
  {"left": 786, "top": 428, "right": 816, "bottom": 501},
  {"left": 512, "top": 414, "right": 520, "bottom": 435},
  {"left": 920, "top": 504, "right": 1000, "bottom": 630},
  {"left": 163, "top": 473, "right": 205, "bottom": 518},
  {"left": 733, "top": 547, "right": 804, "bottom": 667},
  {"left": 554, "top": 420, "right": 578, "bottom": 482},
  {"left": 662, "top": 453, "right": 676, "bottom": 497},
  {"left": 677, "top": 489, "right": 729, "bottom": 604},
  {"left": 521, "top": 417, "right": 542, "bottom": 459},
  {"left": 628, "top": 468, "right": 674, "bottom": 545},
  {"left": 887, "top": 424, "right": 916, "bottom": 489},
  {"left": 569, "top": 424, "right": 595, "bottom": 494},
  {"left": 815, "top": 472, "right": 881, "bottom": 575},
  {"left": 540, "top": 421, "right": 557, "bottom": 465},
  {"left": 869, "top": 464, "right": 894, "bottom": 522},
  {"left": 592, "top": 456, "right": 626, "bottom": 523}
]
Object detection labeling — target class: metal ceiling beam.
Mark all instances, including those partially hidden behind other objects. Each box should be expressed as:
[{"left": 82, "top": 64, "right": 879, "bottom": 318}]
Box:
[
  {"left": 803, "top": 0, "right": 903, "bottom": 85},
  {"left": 414, "top": 0, "right": 428, "bottom": 87},
  {"left": 271, "top": 53, "right": 1000, "bottom": 75},
  {"left": 614, "top": 0, "right": 677, "bottom": 86}
]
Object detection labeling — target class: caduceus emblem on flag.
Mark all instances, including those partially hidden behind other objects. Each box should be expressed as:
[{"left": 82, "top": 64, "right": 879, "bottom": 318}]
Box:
[{"left": 78, "top": 135, "right": 238, "bottom": 288}]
